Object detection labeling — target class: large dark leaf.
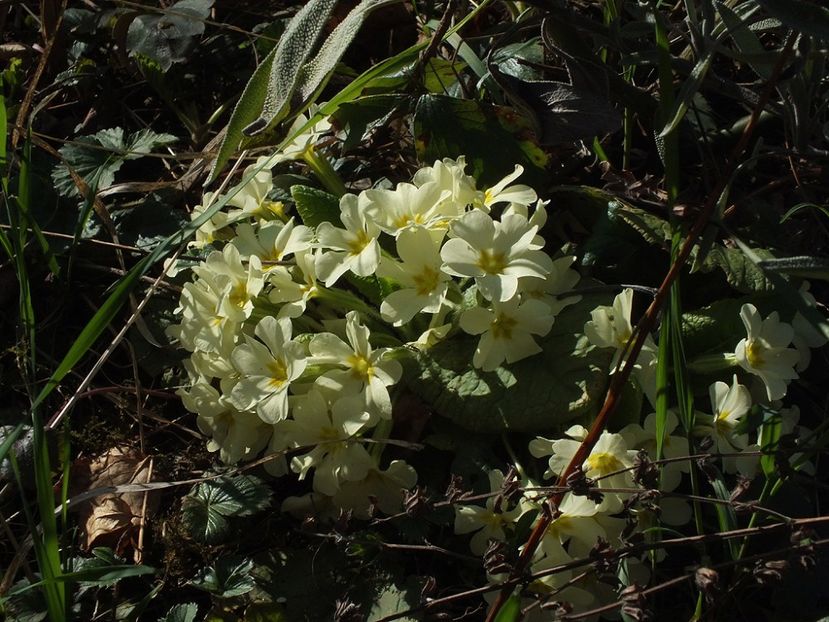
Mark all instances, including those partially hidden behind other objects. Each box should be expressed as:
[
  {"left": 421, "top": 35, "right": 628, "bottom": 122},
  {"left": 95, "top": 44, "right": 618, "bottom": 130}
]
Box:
[
  {"left": 406, "top": 293, "right": 613, "bottom": 433},
  {"left": 413, "top": 94, "right": 547, "bottom": 187},
  {"left": 125, "top": 0, "right": 214, "bottom": 71}
]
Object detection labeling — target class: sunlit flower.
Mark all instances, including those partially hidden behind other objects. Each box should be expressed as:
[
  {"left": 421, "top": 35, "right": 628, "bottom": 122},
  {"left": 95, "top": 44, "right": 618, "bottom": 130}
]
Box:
[
  {"left": 454, "top": 469, "right": 526, "bottom": 555},
  {"left": 315, "top": 193, "right": 381, "bottom": 286},
  {"left": 518, "top": 254, "right": 581, "bottom": 314},
  {"left": 734, "top": 303, "right": 799, "bottom": 401},
  {"left": 363, "top": 181, "right": 449, "bottom": 235},
  {"left": 473, "top": 164, "right": 537, "bottom": 212},
  {"left": 228, "top": 316, "right": 307, "bottom": 423},
  {"left": 225, "top": 156, "right": 284, "bottom": 222},
  {"left": 309, "top": 311, "right": 402, "bottom": 418},
  {"left": 459, "top": 296, "right": 555, "bottom": 371},
  {"left": 441, "top": 210, "right": 553, "bottom": 302},
  {"left": 412, "top": 156, "right": 479, "bottom": 218},
  {"left": 232, "top": 219, "right": 313, "bottom": 266},
  {"left": 267, "top": 249, "right": 320, "bottom": 318},
  {"left": 192, "top": 243, "right": 264, "bottom": 323},
  {"left": 376, "top": 227, "right": 451, "bottom": 325}
]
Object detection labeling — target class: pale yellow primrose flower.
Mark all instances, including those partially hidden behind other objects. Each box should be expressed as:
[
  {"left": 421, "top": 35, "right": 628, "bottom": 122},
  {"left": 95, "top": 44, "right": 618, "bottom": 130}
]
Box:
[
  {"left": 533, "top": 425, "right": 637, "bottom": 513},
  {"left": 282, "top": 389, "right": 374, "bottom": 496},
  {"left": 459, "top": 296, "right": 555, "bottom": 371},
  {"left": 707, "top": 374, "right": 752, "bottom": 474},
  {"left": 332, "top": 460, "right": 418, "bottom": 519},
  {"left": 474, "top": 164, "right": 537, "bottom": 212},
  {"left": 225, "top": 156, "right": 283, "bottom": 223},
  {"left": 192, "top": 244, "right": 264, "bottom": 323},
  {"left": 621, "top": 410, "right": 689, "bottom": 492},
  {"left": 309, "top": 311, "right": 402, "bottom": 418},
  {"left": 228, "top": 316, "right": 307, "bottom": 424},
  {"left": 180, "top": 380, "right": 271, "bottom": 465},
  {"left": 265, "top": 104, "right": 332, "bottom": 164},
  {"left": 734, "top": 303, "right": 799, "bottom": 401},
  {"left": 315, "top": 193, "right": 381, "bottom": 286},
  {"left": 412, "top": 156, "right": 479, "bottom": 218},
  {"left": 376, "top": 227, "right": 451, "bottom": 325},
  {"left": 231, "top": 218, "right": 313, "bottom": 266},
  {"left": 363, "top": 181, "right": 450, "bottom": 236},
  {"left": 441, "top": 210, "right": 554, "bottom": 302},
  {"left": 583, "top": 288, "right": 659, "bottom": 401},
  {"left": 454, "top": 469, "right": 526, "bottom": 555},
  {"left": 267, "top": 249, "right": 320, "bottom": 318},
  {"left": 518, "top": 254, "right": 582, "bottom": 315}
]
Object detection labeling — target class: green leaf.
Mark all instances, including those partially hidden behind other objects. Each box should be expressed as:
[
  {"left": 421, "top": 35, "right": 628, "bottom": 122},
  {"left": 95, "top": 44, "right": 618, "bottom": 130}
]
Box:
[
  {"left": 190, "top": 556, "right": 256, "bottom": 599},
  {"left": 125, "top": 0, "right": 214, "bottom": 71},
  {"left": 366, "top": 579, "right": 424, "bottom": 622},
  {"left": 406, "top": 293, "right": 613, "bottom": 433},
  {"left": 52, "top": 127, "right": 177, "bottom": 197},
  {"left": 755, "top": 0, "right": 829, "bottom": 39},
  {"left": 413, "top": 94, "right": 547, "bottom": 187},
  {"left": 759, "top": 406, "right": 782, "bottom": 479},
  {"left": 181, "top": 474, "right": 272, "bottom": 543},
  {"left": 695, "top": 244, "right": 777, "bottom": 293},
  {"left": 708, "top": 468, "right": 740, "bottom": 559},
  {"left": 756, "top": 255, "right": 829, "bottom": 281},
  {"left": 292, "top": 0, "right": 401, "bottom": 107},
  {"left": 242, "top": 0, "right": 339, "bottom": 136},
  {"left": 331, "top": 94, "right": 411, "bottom": 150},
  {"left": 159, "top": 603, "right": 198, "bottom": 622},
  {"left": 290, "top": 184, "right": 341, "bottom": 227},
  {"left": 658, "top": 50, "right": 714, "bottom": 138}
]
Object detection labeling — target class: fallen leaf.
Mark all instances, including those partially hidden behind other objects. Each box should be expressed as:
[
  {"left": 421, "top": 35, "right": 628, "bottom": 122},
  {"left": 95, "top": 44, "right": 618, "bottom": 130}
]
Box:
[{"left": 71, "top": 446, "right": 158, "bottom": 561}]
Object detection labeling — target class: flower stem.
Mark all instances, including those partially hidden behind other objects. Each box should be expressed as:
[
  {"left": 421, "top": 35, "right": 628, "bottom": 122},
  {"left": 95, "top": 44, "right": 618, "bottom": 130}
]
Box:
[
  {"left": 687, "top": 352, "right": 737, "bottom": 374},
  {"left": 302, "top": 147, "right": 347, "bottom": 197}
]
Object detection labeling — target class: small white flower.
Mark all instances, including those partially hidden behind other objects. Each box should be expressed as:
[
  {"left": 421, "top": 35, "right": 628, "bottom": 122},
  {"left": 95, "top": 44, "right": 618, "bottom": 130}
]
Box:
[
  {"left": 734, "top": 303, "right": 799, "bottom": 401},
  {"left": 232, "top": 219, "right": 313, "bottom": 265},
  {"left": 282, "top": 390, "right": 374, "bottom": 496},
  {"left": 707, "top": 374, "right": 752, "bottom": 473},
  {"left": 518, "top": 254, "right": 581, "bottom": 314},
  {"left": 192, "top": 244, "right": 264, "bottom": 323},
  {"left": 459, "top": 296, "right": 555, "bottom": 371},
  {"left": 225, "top": 156, "right": 283, "bottom": 222},
  {"left": 441, "top": 210, "right": 553, "bottom": 302},
  {"left": 267, "top": 249, "right": 320, "bottom": 318},
  {"left": 376, "top": 227, "right": 451, "bottom": 325},
  {"left": 538, "top": 426, "right": 637, "bottom": 513},
  {"left": 363, "top": 181, "right": 450, "bottom": 235},
  {"left": 412, "top": 156, "right": 479, "bottom": 217},
  {"left": 228, "top": 316, "right": 307, "bottom": 423},
  {"left": 332, "top": 460, "right": 418, "bottom": 519},
  {"left": 621, "top": 411, "right": 689, "bottom": 491},
  {"left": 454, "top": 469, "right": 526, "bottom": 555},
  {"left": 474, "top": 164, "right": 537, "bottom": 212},
  {"left": 268, "top": 104, "right": 332, "bottom": 163},
  {"left": 315, "top": 193, "right": 381, "bottom": 286},
  {"left": 309, "top": 311, "right": 402, "bottom": 418}
]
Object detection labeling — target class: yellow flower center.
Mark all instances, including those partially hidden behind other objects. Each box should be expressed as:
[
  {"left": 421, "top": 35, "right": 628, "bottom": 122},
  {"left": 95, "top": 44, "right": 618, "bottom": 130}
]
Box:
[
  {"left": 412, "top": 266, "right": 440, "bottom": 296},
  {"left": 266, "top": 359, "right": 288, "bottom": 389},
  {"left": 746, "top": 340, "right": 765, "bottom": 368},
  {"left": 491, "top": 313, "right": 518, "bottom": 340},
  {"left": 477, "top": 249, "right": 507, "bottom": 275},
  {"left": 585, "top": 452, "right": 623, "bottom": 476},
  {"left": 393, "top": 213, "right": 425, "bottom": 229},
  {"left": 228, "top": 282, "right": 248, "bottom": 308},
  {"left": 347, "top": 230, "right": 371, "bottom": 256},
  {"left": 347, "top": 354, "right": 374, "bottom": 382}
]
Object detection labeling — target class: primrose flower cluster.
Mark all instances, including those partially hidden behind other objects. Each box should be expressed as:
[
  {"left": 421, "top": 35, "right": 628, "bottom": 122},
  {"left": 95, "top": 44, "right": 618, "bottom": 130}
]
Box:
[{"left": 169, "top": 154, "right": 581, "bottom": 517}]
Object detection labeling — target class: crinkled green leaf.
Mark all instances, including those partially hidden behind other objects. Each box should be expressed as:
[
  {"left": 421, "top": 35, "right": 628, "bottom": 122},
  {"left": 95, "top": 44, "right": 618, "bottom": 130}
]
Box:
[
  {"left": 695, "top": 244, "right": 777, "bottom": 293},
  {"left": 406, "top": 294, "right": 612, "bottom": 433},
  {"left": 190, "top": 556, "right": 255, "bottom": 599},
  {"left": 181, "top": 474, "right": 272, "bottom": 543},
  {"left": 126, "top": 0, "right": 214, "bottom": 71},
  {"left": 52, "top": 128, "right": 177, "bottom": 198},
  {"left": 290, "top": 184, "right": 341, "bottom": 228}
]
